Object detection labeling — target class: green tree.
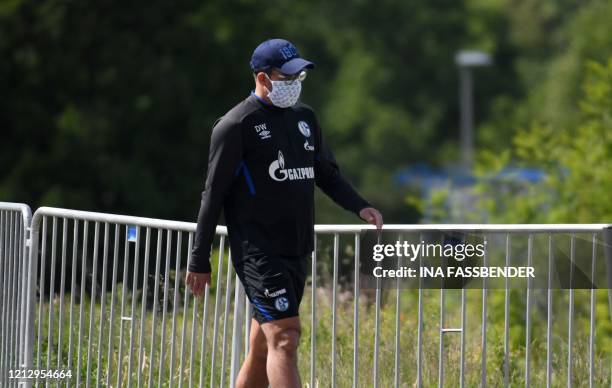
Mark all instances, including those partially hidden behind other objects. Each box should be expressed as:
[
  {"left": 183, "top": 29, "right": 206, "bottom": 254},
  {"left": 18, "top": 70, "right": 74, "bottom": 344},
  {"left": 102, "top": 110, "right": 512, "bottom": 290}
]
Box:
[
  {"left": 478, "top": 0, "right": 612, "bottom": 153},
  {"left": 475, "top": 59, "right": 612, "bottom": 223}
]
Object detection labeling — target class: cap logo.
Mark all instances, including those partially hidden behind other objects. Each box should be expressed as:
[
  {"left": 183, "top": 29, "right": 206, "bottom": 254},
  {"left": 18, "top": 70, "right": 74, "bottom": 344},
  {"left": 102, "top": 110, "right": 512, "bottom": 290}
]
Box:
[{"left": 279, "top": 45, "right": 298, "bottom": 60}]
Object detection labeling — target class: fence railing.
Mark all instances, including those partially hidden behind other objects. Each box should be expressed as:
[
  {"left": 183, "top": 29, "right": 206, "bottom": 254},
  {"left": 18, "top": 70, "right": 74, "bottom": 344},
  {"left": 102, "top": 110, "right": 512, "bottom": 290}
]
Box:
[
  {"left": 1, "top": 202, "right": 611, "bottom": 387},
  {"left": 0, "top": 202, "right": 32, "bottom": 388}
]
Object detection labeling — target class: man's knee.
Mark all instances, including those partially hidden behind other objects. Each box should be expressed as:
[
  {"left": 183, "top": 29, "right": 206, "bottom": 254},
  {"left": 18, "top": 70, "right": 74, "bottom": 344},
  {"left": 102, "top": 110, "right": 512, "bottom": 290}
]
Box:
[
  {"left": 267, "top": 326, "right": 301, "bottom": 355},
  {"left": 250, "top": 338, "right": 268, "bottom": 361}
]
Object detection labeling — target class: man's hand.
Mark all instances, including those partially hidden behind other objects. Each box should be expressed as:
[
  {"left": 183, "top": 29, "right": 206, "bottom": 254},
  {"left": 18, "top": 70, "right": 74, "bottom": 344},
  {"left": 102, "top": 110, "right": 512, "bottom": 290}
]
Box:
[
  {"left": 185, "top": 271, "right": 211, "bottom": 297},
  {"left": 359, "top": 207, "right": 383, "bottom": 230}
]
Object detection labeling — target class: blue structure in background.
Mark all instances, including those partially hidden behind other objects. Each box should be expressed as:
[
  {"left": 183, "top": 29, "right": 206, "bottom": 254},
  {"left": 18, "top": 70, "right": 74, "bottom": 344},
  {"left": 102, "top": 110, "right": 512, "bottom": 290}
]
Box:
[
  {"left": 394, "top": 163, "right": 546, "bottom": 222},
  {"left": 394, "top": 163, "right": 545, "bottom": 188}
]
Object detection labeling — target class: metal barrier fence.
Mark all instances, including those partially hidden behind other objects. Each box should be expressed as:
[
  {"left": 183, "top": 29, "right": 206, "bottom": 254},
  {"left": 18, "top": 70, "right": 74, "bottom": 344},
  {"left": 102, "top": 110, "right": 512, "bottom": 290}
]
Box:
[
  {"left": 0, "top": 202, "right": 32, "bottom": 388},
  {"left": 0, "top": 202, "right": 610, "bottom": 387}
]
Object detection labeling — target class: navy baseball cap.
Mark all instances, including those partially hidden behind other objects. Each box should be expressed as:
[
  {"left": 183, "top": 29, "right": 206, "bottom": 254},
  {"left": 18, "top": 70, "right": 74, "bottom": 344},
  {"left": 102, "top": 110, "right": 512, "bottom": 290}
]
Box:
[{"left": 250, "top": 39, "right": 315, "bottom": 75}]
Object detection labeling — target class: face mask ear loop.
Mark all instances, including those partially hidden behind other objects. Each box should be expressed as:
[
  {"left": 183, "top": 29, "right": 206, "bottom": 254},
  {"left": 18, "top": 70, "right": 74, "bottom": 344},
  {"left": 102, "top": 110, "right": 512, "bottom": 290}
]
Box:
[{"left": 264, "top": 72, "right": 274, "bottom": 94}]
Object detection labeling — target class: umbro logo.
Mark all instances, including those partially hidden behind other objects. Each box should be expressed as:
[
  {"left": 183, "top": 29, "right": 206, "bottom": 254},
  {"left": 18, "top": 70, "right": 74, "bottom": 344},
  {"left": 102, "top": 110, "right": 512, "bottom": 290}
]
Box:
[{"left": 254, "top": 123, "right": 271, "bottom": 140}]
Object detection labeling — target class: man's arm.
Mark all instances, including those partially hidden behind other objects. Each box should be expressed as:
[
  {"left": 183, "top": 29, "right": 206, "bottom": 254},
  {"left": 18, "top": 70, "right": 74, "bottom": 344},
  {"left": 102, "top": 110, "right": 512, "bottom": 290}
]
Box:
[
  {"left": 313, "top": 121, "right": 372, "bottom": 216},
  {"left": 188, "top": 117, "right": 243, "bottom": 273}
]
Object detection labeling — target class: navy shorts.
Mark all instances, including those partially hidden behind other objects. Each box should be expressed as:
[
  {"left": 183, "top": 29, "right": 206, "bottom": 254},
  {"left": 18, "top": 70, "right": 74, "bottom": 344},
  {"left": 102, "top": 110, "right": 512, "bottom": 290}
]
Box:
[{"left": 232, "top": 245, "right": 310, "bottom": 323}]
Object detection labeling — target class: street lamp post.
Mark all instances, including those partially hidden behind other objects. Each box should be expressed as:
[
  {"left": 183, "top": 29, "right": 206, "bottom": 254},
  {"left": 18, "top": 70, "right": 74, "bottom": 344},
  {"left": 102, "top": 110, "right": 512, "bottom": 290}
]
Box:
[{"left": 455, "top": 50, "right": 492, "bottom": 170}]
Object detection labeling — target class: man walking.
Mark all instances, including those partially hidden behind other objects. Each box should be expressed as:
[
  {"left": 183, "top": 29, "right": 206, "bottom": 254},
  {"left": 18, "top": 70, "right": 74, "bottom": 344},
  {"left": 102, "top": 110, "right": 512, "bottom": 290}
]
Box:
[{"left": 185, "top": 38, "right": 383, "bottom": 388}]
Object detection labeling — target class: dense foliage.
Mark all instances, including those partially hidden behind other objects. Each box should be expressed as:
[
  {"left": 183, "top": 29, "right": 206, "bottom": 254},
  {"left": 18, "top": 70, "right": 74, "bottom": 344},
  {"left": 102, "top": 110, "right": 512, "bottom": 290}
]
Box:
[{"left": 1, "top": 0, "right": 610, "bottom": 225}]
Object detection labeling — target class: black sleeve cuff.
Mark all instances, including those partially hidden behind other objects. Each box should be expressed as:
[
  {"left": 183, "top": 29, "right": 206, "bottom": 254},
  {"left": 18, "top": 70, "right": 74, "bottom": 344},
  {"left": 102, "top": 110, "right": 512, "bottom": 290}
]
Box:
[
  {"left": 188, "top": 255, "right": 212, "bottom": 273},
  {"left": 351, "top": 198, "right": 372, "bottom": 217}
]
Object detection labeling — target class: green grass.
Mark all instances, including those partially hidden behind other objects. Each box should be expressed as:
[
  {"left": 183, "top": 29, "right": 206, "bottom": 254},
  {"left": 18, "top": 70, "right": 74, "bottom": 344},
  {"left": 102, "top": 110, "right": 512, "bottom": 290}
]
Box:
[
  {"left": 298, "top": 287, "right": 611, "bottom": 387},
  {"left": 31, "top": 279, "right": 611, "bottom": 387}
]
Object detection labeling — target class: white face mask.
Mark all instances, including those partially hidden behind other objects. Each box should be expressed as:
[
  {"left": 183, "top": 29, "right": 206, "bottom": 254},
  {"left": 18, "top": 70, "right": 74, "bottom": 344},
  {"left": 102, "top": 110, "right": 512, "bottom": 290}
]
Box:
[{"left": 265, "top": 75, "right": 302, "bottom": 108}]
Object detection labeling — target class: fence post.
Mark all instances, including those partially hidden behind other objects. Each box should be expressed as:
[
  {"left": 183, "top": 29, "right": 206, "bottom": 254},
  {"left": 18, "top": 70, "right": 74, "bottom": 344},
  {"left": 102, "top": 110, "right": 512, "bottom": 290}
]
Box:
[
  {"left": 604, "top": 226, "right": 612, "bottom": 323},
  {"left": 230, "top": 277, "right": 245, "bottom": 388},
  {"left": 23, "top": 211, "right": 40, "bottom": 388},
  {"left": 19, "top": 223, "right": 32, "bottom": 369}
]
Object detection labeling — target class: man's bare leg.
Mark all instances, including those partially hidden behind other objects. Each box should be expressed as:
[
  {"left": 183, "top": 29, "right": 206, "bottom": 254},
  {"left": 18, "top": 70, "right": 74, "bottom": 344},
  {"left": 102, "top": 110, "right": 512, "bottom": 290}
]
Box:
[
  {"left": 260, "top": 316, "right": 301, "bottom": 388},
  {"left": 236, "top": 318, "right": 269, "bottom": 388}
]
